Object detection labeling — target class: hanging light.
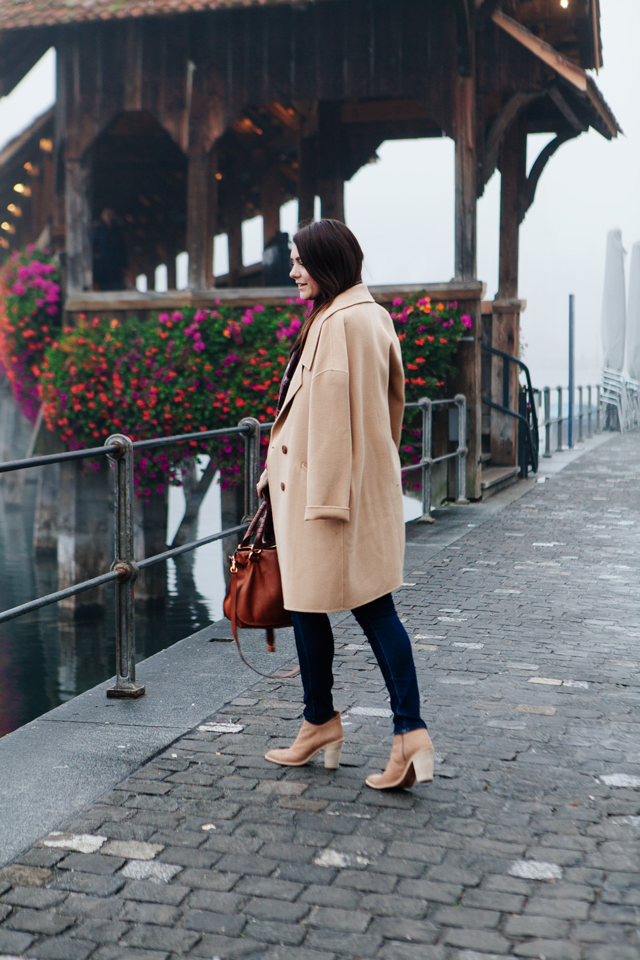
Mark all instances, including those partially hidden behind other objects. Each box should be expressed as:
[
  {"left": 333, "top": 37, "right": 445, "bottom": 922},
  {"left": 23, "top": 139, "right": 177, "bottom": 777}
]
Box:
[
  {"left": 39, "top": 138, "right": 53, "bottom": 153},
  {"left": 1, "top": 222, "right": 16, "bottom": 234},
  {"left": 13, "top": 183, "right": 31, "bottom": 196},
  {"left": 560, "top": 0, "right": 569, "bottom": 7},
  {"left": 7, "top": 204, "right": 21, "bottom": 217}
]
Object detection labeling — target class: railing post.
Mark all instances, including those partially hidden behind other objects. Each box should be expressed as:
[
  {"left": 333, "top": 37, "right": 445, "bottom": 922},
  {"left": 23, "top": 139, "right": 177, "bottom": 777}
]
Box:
[
  {"left": 596, "top": 385, "right": 602, "bottom": 433},
  {"left": 556, "top": 387, "right": 563, "bottom": 452},
  {"left": 543, "top": 387, "right": 552, "bottom": 457},
  {"left": 587, "top": 385, "right": 593, "bottom": 438},
  {"left": 240, "top": 417, "right": 262, "bottom": 522},
  {"left": 106, "top": 434, "right": 144, "bottom": 699},
  {"left": 578, "top": 386, "right": 584, "bottom": 443},
  {"left": 454, "top": 394, "right": 469, "bottom": 504},
  {"left": 417, "top": 397, "right": 434, "bottom": 523}
]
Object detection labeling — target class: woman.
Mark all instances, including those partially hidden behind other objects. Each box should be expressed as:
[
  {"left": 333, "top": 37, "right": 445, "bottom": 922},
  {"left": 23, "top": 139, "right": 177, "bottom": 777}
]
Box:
[{"left": 258, "top": 219, "right": 433, "bottom": 790}]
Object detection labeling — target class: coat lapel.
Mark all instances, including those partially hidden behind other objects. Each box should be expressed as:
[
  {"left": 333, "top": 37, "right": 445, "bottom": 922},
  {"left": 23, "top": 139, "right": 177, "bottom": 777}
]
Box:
[{"left": 273, "top": 284, "right": 375, "bottom": 425}]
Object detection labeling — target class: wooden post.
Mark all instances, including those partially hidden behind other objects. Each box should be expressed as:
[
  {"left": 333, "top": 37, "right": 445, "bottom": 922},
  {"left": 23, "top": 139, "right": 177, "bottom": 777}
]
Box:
[
  {"left": 318, "top": 177, "right": 345, "bottom": 223},
  {"left": 298, "top": 137, "right": 316, "bottom": 224},
  {"left": 227, "top": 208, "right": 243, "bottom": 287},
  {"left": 317, "top": 103, "right": 345, "bottom": 223},
  {"left": 262, "top": 165, "right": 281, "bottom": 246},
  {"left": 187, "top": 151, "right": 215, "bottom": 290},
  {"left": 65, "top": 157, "right": 92, "bottom": 292},
  {"left": 454, "top": 76, "right": 477, "bottom": 281},
  {"left": 453, "top": 75, "right": 481, "bottom": 498},
  {"left": 491, "top": 119, "right": 526, "bottom": 466}
]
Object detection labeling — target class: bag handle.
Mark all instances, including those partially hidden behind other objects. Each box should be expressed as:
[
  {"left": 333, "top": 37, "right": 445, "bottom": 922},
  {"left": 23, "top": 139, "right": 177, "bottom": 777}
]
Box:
[{"left": 227, "top": 569, "right": 300, "bottom": 679}]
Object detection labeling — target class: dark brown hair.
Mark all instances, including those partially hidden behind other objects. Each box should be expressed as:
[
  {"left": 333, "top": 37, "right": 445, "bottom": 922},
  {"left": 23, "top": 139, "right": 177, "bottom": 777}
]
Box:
[{"left": 290, "top": 219, "right": 364, "bottom": 355}]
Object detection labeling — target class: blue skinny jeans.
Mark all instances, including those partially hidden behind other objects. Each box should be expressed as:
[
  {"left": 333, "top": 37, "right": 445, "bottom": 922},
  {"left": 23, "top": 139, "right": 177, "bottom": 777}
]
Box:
[{"left": 290, "top": 593, "right": 427, "bottom": 735}]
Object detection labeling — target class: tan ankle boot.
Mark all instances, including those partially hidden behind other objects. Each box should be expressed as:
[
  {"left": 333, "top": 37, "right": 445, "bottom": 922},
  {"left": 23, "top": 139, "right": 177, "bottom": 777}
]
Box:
[
  {"left": 265, "top": 712, "right": 344, "bottom": 769},
  {"left": 365, "top": 728, "right": 434, "bottom": 789}
]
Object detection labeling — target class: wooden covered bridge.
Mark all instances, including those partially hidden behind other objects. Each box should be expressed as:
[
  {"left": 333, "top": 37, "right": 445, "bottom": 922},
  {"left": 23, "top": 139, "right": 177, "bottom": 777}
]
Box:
[{"left": 0, "top": 0, "right": 619, "bottom": 503}]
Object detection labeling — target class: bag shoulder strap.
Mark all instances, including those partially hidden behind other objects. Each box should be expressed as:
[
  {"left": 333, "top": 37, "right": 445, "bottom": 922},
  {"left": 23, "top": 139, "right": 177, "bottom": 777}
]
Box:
[{"left": 227, "top": 567, "right": 300, "bottom": 680}]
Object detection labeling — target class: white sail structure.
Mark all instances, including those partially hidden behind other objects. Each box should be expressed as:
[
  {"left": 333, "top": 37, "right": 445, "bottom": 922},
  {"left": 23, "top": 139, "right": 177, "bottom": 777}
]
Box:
[{"left": 601, "top": 229, "right": 626, "bottom": 372}]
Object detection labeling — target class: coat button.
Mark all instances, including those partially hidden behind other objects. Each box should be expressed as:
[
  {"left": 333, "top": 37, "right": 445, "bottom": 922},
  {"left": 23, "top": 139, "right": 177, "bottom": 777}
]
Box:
[
  {"left": 282, "top": 445, "right": 288, "bottom": 454},
  {"left": 281, "top": 482, "right": 285, "bottom": 491}
]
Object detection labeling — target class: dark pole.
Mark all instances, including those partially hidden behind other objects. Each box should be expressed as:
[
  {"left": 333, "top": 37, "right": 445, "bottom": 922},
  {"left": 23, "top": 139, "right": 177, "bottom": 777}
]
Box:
[{"left": 568, "top": 294, "right": 575, "bottom": 448}]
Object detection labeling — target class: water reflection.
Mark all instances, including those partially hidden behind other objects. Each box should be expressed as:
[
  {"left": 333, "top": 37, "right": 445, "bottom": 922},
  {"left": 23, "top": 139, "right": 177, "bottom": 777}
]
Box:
[{"left": 0, "top": 477, "right": 227, "bottom": 738}]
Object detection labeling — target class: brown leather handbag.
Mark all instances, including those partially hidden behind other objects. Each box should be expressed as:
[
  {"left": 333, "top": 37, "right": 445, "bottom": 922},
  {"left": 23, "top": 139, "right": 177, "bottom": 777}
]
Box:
[{"left": 223, "top": 498, "right": 298, "bottom": 678}]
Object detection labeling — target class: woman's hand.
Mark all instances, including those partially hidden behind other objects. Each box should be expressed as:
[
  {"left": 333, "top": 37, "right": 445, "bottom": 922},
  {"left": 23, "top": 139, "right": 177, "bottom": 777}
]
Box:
[{"left": 257, "top": 468, "right": 269, "bottom": 499}]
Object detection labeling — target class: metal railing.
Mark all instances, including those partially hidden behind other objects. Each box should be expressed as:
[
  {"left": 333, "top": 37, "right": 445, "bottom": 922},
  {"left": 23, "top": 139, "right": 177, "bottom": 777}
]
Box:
[
  {"left": 0, "top": 419, "right": 269, "bottom": 698},
  {"left": 0, "top": 396, "right": 469, "bottom": 691},
  {"left": 402, "top": 395, "right": 468, "bottom": 521},
  {"left": 537, "top": 385, "right": 601, "bottom": 457},
  {"left": 481, "top": 344, "right": 539, "bottom": 477}
]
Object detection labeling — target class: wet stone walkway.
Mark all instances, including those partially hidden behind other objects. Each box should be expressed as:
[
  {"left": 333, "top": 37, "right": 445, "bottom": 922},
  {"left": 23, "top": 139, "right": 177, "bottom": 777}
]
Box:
[{"left": 2, "top": 431, "right": 640, "bottom": 960}]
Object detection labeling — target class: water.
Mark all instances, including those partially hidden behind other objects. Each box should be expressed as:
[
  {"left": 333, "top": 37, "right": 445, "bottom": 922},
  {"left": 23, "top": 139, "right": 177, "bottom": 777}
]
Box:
[
  {"left": 0, "top": 472, "right": 227, "bottom": 738},
  {"left": 0, "top": 467, "right": 422, "bottom": 738}
]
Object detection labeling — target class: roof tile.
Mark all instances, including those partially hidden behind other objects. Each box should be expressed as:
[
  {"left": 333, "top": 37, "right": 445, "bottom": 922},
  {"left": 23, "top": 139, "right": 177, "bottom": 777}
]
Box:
[{"left": 0, "top": 0, "right": 302, "bottom": 30}]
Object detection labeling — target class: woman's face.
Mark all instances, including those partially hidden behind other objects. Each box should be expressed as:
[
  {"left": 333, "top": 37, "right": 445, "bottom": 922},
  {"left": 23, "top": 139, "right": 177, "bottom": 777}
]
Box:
[{"left": 290, "top": 243, "right": 321, "bottom": 300}]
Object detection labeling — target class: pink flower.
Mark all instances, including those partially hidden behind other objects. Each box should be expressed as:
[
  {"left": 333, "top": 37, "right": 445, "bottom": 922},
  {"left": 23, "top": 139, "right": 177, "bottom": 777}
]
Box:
[
  {"left": 12, "top": 282, "right": 26, "bottom": 295},
  {"left": 194, "top": 309, "right": 207, "bottom": 322},
  {"left": 159, "top": 312, "right": 169, "bottom": 323},
  {"left": 172, "top": 311, "right": 183, "bottom": 322},
  {"left": 393, "top": 297, "right": 404, "bottom": 307},
  {"left": 461, "top": 314, "right": 472, "bottom": 329}
]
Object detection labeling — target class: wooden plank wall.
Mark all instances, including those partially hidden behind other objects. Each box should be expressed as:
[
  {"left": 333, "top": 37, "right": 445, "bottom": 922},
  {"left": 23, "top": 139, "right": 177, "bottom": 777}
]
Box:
[{"left": 57, "top": 0, "right": 457, "bottom": 161}]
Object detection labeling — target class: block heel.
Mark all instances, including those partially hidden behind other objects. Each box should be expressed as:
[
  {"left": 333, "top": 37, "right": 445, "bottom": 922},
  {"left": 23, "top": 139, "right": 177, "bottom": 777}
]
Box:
[
  {"left": 412, "top": 747, "right": 434, "bottom": 783},
  {"left": 323, "top": 739, "right": 344, "bottom": 769}
]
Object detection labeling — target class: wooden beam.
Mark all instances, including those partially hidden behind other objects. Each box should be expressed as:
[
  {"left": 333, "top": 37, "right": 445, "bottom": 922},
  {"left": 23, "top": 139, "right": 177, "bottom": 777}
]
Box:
[
  {"left": 491, "top": 118, "right": 526, "bottom": 467},
  {"left": 519, "top": 130, "right": 578, "bottom": 223},
  {"left": 297, "top": 136, "right": 316, "bottom": 224},
  {"left": 64, "top": 157, "right": 92, "bottom": 293},
  {"left": 262, "top": 165, "right": 281, "bottom": 245},
  {"left": 454, "top": 76, "right": 477, "bottom": 281},
  {"left": 480, "top": 91, "right": 541, "bottom": 194},
  {"left": 318, "top": 176, "right": 344, "bottom": 223},
  {"left": 186, "top": 151, "right": 214, "bottom": 290}
]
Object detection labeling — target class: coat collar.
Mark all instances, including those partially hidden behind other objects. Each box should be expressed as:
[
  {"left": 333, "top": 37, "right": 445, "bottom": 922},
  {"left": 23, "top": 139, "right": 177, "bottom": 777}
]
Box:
[
  {"left": 273, "top": 284, "right": 374, "bottom": 426},
  {"left": 301, "top": 283, "right": 375, "bottom": 370}
]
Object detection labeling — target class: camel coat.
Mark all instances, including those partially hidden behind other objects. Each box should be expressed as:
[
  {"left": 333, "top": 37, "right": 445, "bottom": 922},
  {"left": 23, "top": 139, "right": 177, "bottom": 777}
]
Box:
[{"left": 266, "top": 283, "right": 405, "bottom": 613}]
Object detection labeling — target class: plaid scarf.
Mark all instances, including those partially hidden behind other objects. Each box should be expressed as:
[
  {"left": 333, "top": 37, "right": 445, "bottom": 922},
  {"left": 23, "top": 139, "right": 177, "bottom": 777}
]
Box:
[{"left": 276, "top": 347, "right": 301, "bottom": 415}]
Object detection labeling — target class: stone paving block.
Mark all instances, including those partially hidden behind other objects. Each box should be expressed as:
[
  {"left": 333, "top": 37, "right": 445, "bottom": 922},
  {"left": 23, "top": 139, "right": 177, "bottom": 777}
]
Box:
[
  {"left": 511, "top": 940, "right": 581, "bottom": 960},
  {"left": 5, "top": 907, "right": 74, "bottom": 935},
  {"left": 504, "top": 915, "right": 571, "bottom": 939},
  {"left": 0, "top": 865, "right": 52, "bottom": 888},
  {"left": 181, "top": 908, "right": 246, "bottom": 936},
  {"left": 243, "top": 899, "right": 310, "bottom": 923},
  {"left": 244, "top": 918, "right": 307, "bottom": 945},
  {"left": 124, "top": 922, "right": 201, "bottom": 953},
  {"left": 119, "top": 900, "right": 181, "bottom": 925},
  {"left": 1, "top": 887, "right": 68, "bottom": 909},
  {"left": 57, "top": 853, "right": 125, "bottom": 875},
  {"left": 369, "top": 916, "right": 438, "bottom": 942},
  {"left": 58, "top": 893, "right": 125, "bottom": 920},
  {"left": 396, "top": 879, "right": 462, "bottom": 904},
  {"left": 91, "top": 947, "right": 169, "bottom": 960},
  {"left": 25, "top": 935, "right": 96, "bottom": 959},
  {"left": 440, "top": 927, "right": 511, "bottom": 953},
  {"left": 584, "top": 947, "right": 640, "bottom": 960},
  {"left": 275, "top": 862, "right": 337, "bottom": 886},
  {"left": 523, "top": 896, "right": 589, "bottom": 920},
  {"left": 188, "top": 937, "right": 267, "bottom": 959},
  {"left": 235, "top": 878, "right": 303, "bottom": 901},
  {"left": 0, "top": 926, "right": 34, "bottom": 953},
  {"left": 120, "top": 881, "right": 190, "bottom": 905},
  {"left": 377, "top": 944, "right": 446, "bottom": 960},
  {"left": 304, "top": 928, "right": 382, "bottom": 956},
  {"left": 571, "top": 921, "right": 628, "bottom": 943},
  {"left": 306, "top": 906, "right": 370, "bottom": 933},
  {"left": 71, "top": 917, "right": 130, "bottom": 941}
]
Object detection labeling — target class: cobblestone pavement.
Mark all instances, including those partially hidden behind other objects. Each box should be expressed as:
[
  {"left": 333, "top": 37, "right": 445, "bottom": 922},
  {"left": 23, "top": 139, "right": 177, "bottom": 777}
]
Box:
[{"left": 3, "top": 431, "right": 640, "bottom": 960}]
